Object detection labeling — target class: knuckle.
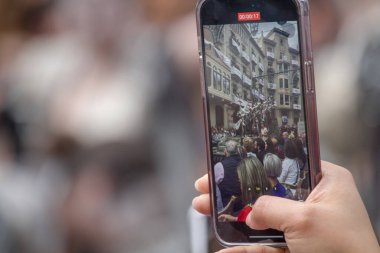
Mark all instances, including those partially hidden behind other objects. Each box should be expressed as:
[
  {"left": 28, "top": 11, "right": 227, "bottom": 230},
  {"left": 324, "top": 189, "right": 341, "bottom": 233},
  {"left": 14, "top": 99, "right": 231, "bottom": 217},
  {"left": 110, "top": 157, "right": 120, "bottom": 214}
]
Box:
[
  {"left": 336, "top": 165, "right": 354, "bottom": 180},
  {"left": 343, "top": 169, "right": 354, "bottom": 181},
  {"left": 337, "top": 166, "right": 355, "bottom": 185}
]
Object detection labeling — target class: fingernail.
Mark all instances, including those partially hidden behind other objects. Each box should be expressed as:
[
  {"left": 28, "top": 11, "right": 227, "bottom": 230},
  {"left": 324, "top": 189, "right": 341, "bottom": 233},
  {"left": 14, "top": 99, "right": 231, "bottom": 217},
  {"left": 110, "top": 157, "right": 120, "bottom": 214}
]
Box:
[
  {"left": 192, "top": 196, "right": 199, "bottom": 207},
  {"left": 194, "top": 179, "right": 200, "bottom": 191}
]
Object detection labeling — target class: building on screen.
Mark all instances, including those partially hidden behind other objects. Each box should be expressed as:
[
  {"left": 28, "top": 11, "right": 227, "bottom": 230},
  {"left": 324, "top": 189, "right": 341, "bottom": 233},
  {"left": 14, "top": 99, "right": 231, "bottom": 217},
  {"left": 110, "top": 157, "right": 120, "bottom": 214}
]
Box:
[{"left": 204, "top": 23, "right": 305, "bottom": 135}]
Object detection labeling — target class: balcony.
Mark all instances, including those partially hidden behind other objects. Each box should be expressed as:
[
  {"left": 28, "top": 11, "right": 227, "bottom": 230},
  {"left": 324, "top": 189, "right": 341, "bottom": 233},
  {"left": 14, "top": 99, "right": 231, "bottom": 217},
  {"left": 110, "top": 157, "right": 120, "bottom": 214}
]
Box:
[
  {"left": 208, "top": 88, "right": 233, "bottom": 103},
  {"left": 214, "top": 47, "right": 231, "bottom": 67},
  {"left": 293, "top": 104, "right": 302, "bottom": 110},
  {"left": 242, "top": 51, "right": 250, "bottom": 63},
  {"left": 267, "top": 52, "right": 275, "bottom": 59},
  {"left": 258, "top": 63, "right": 264, "bottom": 71},
  {"left": 280, "top": 55, "right": 289, "bottom": 62},
  {"left": 258, "top": 78, "right": 264, "bottom": 86},
  {"left": 251, "top": 54, "right": 258, "bottom": 64},
  {"left": 293, "top": 88, "right": 301, "bottom": 95},
  {"left": 292, "top": 60, "right": 299, "bottom": 66},
  {"left": 268, "top": 83, "right": 277, "bottom": 90},
  {"left": 231, "top": 38, "right": 241, "bottom": 54},
  {"left": 259, "top": 94, "right": 265, "bottom": 100},
  {"left": 243, "top": 74, "right": 252, "bottom": 86},
  {"left": 231, "top": 66, "right": 242, "bottom": 80}
]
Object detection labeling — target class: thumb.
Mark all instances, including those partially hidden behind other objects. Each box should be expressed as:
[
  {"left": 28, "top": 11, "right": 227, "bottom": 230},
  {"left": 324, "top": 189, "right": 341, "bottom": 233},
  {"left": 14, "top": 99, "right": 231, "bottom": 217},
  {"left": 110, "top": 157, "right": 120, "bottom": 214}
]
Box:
[{"left": 246, "top": 195, "right": 305, "bottom": 231}]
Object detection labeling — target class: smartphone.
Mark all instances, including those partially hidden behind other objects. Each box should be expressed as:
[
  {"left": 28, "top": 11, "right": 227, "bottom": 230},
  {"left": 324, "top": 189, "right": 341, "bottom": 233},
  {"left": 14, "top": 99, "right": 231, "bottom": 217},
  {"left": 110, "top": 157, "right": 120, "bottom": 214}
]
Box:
[{"left": 196, "top": 0, "right": 321, "bottom": 247}]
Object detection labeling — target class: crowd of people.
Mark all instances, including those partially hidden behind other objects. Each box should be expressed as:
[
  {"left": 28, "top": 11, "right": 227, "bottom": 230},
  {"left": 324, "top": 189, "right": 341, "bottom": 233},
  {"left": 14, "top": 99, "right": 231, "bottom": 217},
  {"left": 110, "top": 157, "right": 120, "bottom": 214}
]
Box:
[
  {"left": 213, "top": 125, "right": 309, "bottom": 222},
  {"left": 0, "top": 0, "right": 201, "bottom": 252},
  {"left": 211, "top": 127, "right": 238, "bottom": 144}
]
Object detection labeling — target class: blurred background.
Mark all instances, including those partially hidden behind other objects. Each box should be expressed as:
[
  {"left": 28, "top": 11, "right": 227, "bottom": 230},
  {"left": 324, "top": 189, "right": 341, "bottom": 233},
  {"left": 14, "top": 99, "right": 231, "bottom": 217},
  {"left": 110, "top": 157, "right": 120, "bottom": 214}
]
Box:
[{"left": 0, "top": 0, "right": 378, "bottom": 253}]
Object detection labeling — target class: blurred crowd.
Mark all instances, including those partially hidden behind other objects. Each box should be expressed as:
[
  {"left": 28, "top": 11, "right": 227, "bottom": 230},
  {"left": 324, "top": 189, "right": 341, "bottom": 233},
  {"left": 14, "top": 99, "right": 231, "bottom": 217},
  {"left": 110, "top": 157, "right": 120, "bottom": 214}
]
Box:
[
  {"left": 0, "top": 0, "right": 379, "bottom": 253},
  {"left": 0, "top": 0, "right": 203, "bottom": 253},
  {"left": 211, "top": 127, "right": 238, "bottom": 144},
  {"left": 312, "top": 0, "right": 380, "bottom": 240}
]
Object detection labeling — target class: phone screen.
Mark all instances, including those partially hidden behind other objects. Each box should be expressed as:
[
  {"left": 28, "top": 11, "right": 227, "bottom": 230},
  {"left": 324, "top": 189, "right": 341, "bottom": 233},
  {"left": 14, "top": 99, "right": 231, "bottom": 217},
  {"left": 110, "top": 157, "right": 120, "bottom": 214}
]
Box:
[{"left": 199, "top": 0, "right": 312, "bottom": 244}]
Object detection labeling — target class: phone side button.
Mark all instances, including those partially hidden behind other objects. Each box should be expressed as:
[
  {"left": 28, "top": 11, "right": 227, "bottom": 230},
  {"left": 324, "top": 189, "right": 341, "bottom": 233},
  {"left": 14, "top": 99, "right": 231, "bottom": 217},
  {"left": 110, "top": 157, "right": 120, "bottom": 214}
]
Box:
[
  {"left": 305, "top": 61, "right": 314, "bottom": 93},
  {"left": 199, "top": 56, "right": 206, "bottom": 98},
  {"left": 201, "top": 85, "right": 206, "bottom": 98}
]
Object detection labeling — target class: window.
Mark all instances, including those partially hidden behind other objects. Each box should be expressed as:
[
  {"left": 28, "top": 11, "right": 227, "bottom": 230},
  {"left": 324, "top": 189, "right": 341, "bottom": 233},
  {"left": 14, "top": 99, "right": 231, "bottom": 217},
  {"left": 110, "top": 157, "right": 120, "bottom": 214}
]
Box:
[
  {"left": 206, "top": 63, "right": 212, "bottom": 87},
  {"left": 233, "top": 84, "right": 237, "bottom": 94},
  {"left": 285, "top": 95, "right": 290, "bottom": 106},
  {"left": 293, "top": 75, "right": 299, "bottom": 88},
  {"left": 244, "top": 90, "right": 248, "bottom": 100},
  {"left": 217, "top": 69, "right": 222, "bottom": 91},
  {"left": 223, "top": 74, "right": 231, "bottom": 94},
  {"left": 280, "top": 52, "right": 284, "bottom": 60},
  {"left": 280, "top": 78, "right": 289, "bottom": 89},
  {"left": 226, "top": 77, "right": 231, "bottom": 94},
  {"left": 294, "top": 97, "right": 299, "bottom": 105},
  {"left": 223, "top": 74, "right": 227, "bottom": 93},
  {"left": 284, "top": 64, "right": 289, "bottom": 73},
  {"left": 213, "top": 67, "right": 218, "bottom": 89},
  {"left": 280, "top": 94, "right": 290, "bottom": 106},
  {"left": 268, "top": 47, "right": 273, "bottom": 52},
  {"left": 279, "top": 63, "right": 283, "bottom": 72}
]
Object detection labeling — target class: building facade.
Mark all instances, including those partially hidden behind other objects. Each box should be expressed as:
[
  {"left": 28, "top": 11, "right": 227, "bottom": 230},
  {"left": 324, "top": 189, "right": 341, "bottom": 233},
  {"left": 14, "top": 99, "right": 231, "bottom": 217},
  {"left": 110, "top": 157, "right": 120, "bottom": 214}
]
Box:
[{"left": 204, "top": 23, "right": 305, "bottom": 134}]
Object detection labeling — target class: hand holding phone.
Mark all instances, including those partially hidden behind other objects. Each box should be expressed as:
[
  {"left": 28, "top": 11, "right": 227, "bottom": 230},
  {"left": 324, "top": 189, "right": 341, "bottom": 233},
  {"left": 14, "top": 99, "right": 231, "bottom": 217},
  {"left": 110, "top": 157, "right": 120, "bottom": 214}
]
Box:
[
  {"left": 193, "top": 161, "right": 380, "bottom": 253},
  {"left": 196, "top": 0, "right": 320, "bottom": 246}
]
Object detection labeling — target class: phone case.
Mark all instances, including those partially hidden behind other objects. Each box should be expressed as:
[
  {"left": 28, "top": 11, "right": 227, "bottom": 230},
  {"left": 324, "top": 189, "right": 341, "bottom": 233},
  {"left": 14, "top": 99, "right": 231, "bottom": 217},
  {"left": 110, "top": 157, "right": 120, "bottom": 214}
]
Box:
[{"left": 196, "top": 0, "right": 321, "bottom": 247}]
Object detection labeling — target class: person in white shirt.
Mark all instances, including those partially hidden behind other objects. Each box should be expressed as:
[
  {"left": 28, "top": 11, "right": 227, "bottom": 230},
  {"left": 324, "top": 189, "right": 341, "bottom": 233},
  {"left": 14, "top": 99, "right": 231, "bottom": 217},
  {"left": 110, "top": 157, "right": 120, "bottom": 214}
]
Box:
[{"left": 278, "top": 139, "right": 299, "bottom": 197}]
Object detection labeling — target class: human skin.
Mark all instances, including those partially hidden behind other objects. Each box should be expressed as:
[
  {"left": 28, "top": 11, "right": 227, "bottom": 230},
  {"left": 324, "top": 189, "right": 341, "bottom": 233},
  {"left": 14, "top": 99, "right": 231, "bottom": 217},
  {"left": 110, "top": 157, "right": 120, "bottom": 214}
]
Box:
[
  {"left": 192, "top": 161, "right": 380, "bottom": 253},
  {"left": 218, "top": 214, "right": 237, "bottom": 222}
]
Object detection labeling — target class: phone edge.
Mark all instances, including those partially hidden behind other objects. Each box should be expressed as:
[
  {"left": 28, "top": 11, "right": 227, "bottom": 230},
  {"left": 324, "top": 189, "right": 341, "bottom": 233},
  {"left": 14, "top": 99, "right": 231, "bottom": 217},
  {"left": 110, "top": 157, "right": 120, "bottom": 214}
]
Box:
[{"left": 195, "top": 0, "right": 321, "bottom": 248}]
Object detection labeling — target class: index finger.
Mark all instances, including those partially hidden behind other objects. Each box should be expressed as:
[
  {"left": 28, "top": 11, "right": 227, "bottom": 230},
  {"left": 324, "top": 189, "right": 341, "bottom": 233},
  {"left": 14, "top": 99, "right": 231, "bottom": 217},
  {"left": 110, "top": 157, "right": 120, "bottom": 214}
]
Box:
[{"left": 195, "top": 174, "right": 209, "bottom": 194}]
